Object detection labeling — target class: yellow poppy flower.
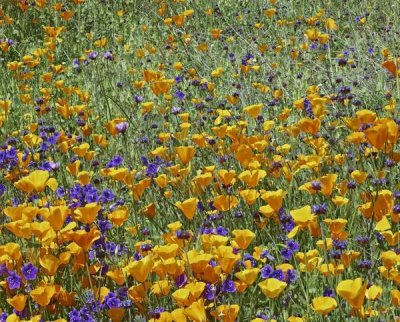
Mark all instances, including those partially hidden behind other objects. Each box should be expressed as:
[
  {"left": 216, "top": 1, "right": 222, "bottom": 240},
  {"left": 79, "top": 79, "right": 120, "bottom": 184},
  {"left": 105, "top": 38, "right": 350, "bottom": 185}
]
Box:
[
  {"left": 258, "top": 278, "right": 287, "bottom": 298},
  {"left": 311, "top": 296, "right": 337, "bottom": 315}
]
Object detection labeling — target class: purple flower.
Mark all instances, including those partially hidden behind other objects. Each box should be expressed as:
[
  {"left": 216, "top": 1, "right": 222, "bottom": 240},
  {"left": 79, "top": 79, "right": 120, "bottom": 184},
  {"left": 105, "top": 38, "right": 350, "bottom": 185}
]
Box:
[
  {"left": 286, "top": 269, "right": 298, "bottom": 284},
  {"left": 323, "top": 288, "right": 334, "bottom": 297},
  {"left": 261, "top": 265, "right": 273, "bottom": 279},
  {"left": 141, "top": 227, "right": 150, "bottom": 235},
  {"left": 106, "top": 155, "right": 124, "bottom": 168},
  {"left": 98, "top": 220, "right": 112, "bottom": 234},
  {"left": 7, "top": 271, "right": 21, "bottom": 290},
  {"left": 281, "top": 248, "right": 292, "bottom": 260},
  {"left": 72, "top": 59, "right": 80, "bottom": 68},
  {"left": 101, "top": 189, "right": 115, "bottom": 202},
  {"left": 88, "top": 51, "right": 98, "bottom": 60},
  {"left": 145, "top": 162, "right": 158, "bottom": 177},
  {"left": 332, "top": 239, "right": 347, "bottom": 250},
  {"left": 386, "top": 159, "right": 396, "bottom": 167},
  {"left": 221, "top": 279, "right": 236, "bottom": 293},
  {"left": 175, "top": 229, "right": 191, "bottom": 240},
  {"left": 0, "top": 263, "right": 8, "bottom": 276},
  {"left": 171, "top": 106, "right": 181, "bottom": 114},
  {"left": 115, "top": 122, "right": 128, "bottom": 133},
  {"left": 140, "top": 243, "right": 153, "bottom": 252},
  {"left": 21, "top": 263, "right": 38, "bottom": 281},
  {"left": 271, "top": 269, "right": 284, "bottom": 281},
  {"left": 203, "top": 283, "right": 216, "bottom": 300},
  {"left": 260, "top": 250, "right": 275, "bottom": 262},
  {"left": 312, "top": 203, "right": 327, "bottom": 215},
  {"left": 69, "top": 309, "right": 80, "bottom": 321},
  {"left": 215, "top": 226, "right": 228, "bottom": 236},
  {"left": 134, "top": 95, "right": 143, "bottom": 103},
  {"left": 174, "top": 90, "right": 185, "bottom": 100},
  {"left": 175, "top": 273, "right": 188, "bottom": 287},
  {"left": 357, "top": 259, "right": 372, "bottom": 269},
  {"left": 355, "top": 235, "right": 369, "bottom": 245},
  {"left": 104, "top": 292, "right": 121, "bottom": 308},
  {"left": 0, "top": 184, "right": 5, "bottom": 197},
  {"left": 150, "top": 307, "right": 165, "bottom": 319},
  {"left": 347, "top": 180, "right": 357, "bottom": 189},
  {"left": 287, "top": 240, "right": 299, "bottom": 252},
  {"left": 311, "top": 181, "right": 322, "bottom": 191},
  {"left": 103, "top": 51, "right": 113, "bottom": 60}
]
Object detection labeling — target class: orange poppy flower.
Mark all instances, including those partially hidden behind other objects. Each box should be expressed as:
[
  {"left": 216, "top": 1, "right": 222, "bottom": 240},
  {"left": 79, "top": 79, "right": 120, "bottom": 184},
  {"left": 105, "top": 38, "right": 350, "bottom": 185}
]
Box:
[
  {"left": 239, "top": 189, "right": 260, "bottom": 205},
  {"left": 175, "top": 146, "right": 195, "bottom": 165},
  {"left": 336, "top": 278, "right": 367, "bottom": 309},
  {"left": 235, "top": 268, "right": 260, "bottom": 285},
  {"left": 212, "top": 304, "right": 240, "bottom": 322},
  {"left": 14, "top": 170, "right": 51, "bottom": 193},
  {"left": 125, "top": 255, "right": 154, "bottom": 283},
  {"left": 74, "top": 202, "right": 101, "bottom": 224},
  {"left": 213, "top": 195, "right": 239, "bottom": 211},
  {"left": 261, "top": 189, "right": 285, "bottom": 211},
  {"left": 311, "top": 297, "right": 337, "bottom": 315},
  {"left": 71, "top": 227, "right": 101, "bottom": 251},
  {"left": 30, "top": 284, "right": 56, "bottom": 307},
  {"left": 238, "top": 170, "right": 266, "bottom": 188},
  {"left": 107, "top": 308, "right": 125, "bottom": 322},
  {"left": 290, "top": 205, "right": 315, "bottom": 227},
  {"left": 243, "top": 103, "right": 263, "bottom": 118},
  {"left": 258, "top": 278, "right": 287, "bottom": 298},
  {"left": 175, "top": 198, "right": 198, "bottom": 220},
  {"left": 108, "top": 207, "right": 129, "bottom": 226},
  {"left": 232, "top": 229, "right": 256, "bottom": 249},
  {"left": 184, "top": 299, "right": 206, "bottom": 322},
  {"left": 7, "top": 294, "right": 28, "bottom": 312}
]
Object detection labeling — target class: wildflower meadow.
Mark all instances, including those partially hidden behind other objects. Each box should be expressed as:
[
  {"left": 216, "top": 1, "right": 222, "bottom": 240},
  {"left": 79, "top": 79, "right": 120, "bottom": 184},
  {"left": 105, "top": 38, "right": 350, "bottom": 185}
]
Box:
[{"left": 1, "top": 0, "right": 400, "bottom": 321}]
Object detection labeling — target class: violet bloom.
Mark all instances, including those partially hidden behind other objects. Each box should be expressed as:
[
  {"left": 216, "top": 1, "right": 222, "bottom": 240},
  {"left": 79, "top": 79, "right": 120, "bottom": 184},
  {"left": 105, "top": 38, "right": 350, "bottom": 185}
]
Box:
[
  {"left": 271, "top": 269, "right": 284, "bottom": 281},
  {"left": 106, "top": 155, "right": 124, "bottom": 168},
  {"left": 175, "top": 273, "right": 188, "bottom": 287},
  {"left": 0, "top": 263, "right": 8, "bottom": 276},
  {"left": 287, "top": 240, "right": 299, "bottom": 252},
  {"left": 311, "top": 181, "right": 322, "bottom": 191},
  {"left": 72, "top": 59, "right": 80, "bottom": 69},
  {"left": 103, "top": 51, "right": 113, "bottom": 60},
  {"left": 150, "top": 307, "right": 165, "bottom": 319},
  {"left": 261, "top": 265, "right": 273, "bottom": 279},
  {"left": 312, "top": 203, "right": 327, "bottom": 215},
  {"left": 88, "top": 51, "right": 98, "bottom": 60},
  {"left": 0, "top": 184, "right": 5, "bottom": 197},
  {"left": 115, "top": 122, "right": 128, "bottom": 134},
  {"left": 7, "top": 271, "right": 21, "bottom": 290},
  {"left": 174, "top": 90, "right": 185, "bottom": 100},
  {"left": 323, "top": 288, "right": 334, "bottom": 297},
  {"left": 286, "top": 269, "right": 298, "bottom": 284},
  {"left": 203, "top": 283, "right": 216, "bottom": 301},
  {"left": 171, "top": 106, "right": 181, "bottom": 114},
  {"left": 134, "top": 95, "right": 143, "bottom": 103},
  {"left": 215, "top": 226, "right": 228, "bottom": 236},
  {"left": 145, "top": 162, "right": 158, "bottom": 177},
  {"left": 21, "top": 263, "right": 38, "bottom": 281},
  {"left": 221, "top": 279, "right": 236, "bottom": 293},
  {"left": 281, "top": 248, "right": 292, "bottom": 260}
]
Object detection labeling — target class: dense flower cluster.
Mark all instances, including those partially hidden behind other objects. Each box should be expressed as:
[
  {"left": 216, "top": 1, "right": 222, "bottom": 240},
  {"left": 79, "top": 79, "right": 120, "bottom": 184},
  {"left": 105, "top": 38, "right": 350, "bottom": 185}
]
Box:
[{"left": 0, "top": 0, "right": 400, "bottom": 321}]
